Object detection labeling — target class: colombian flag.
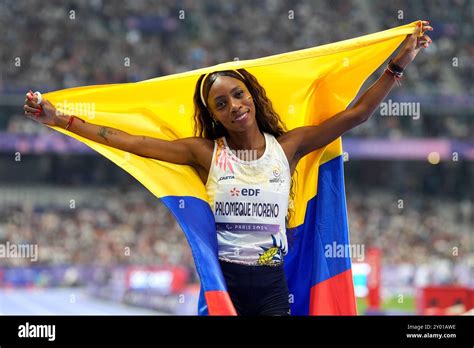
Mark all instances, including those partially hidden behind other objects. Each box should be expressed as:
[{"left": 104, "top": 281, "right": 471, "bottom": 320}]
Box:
[{"left": 43, "top": 22, "right": 422, "bottom": 315}]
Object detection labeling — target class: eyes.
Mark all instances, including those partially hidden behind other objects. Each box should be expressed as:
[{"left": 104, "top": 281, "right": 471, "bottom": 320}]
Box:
[{"left": 215, "top": 90, "right": 245, "bottom": 109}]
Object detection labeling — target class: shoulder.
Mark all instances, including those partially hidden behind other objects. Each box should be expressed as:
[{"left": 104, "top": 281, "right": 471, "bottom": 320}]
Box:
[
  {"left": 181, "top": 137, "right": 214, "bottom": 157},
  {"left": 180, "top": 136, "right": 214, "bottom": 148}
]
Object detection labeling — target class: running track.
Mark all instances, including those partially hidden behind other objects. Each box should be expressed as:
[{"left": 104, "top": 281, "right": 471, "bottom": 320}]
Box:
[{"left": 0, "top": 288, "right": 165, "bottom": 315}]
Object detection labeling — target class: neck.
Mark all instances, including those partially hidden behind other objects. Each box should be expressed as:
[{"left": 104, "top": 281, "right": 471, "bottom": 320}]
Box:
[{"left": 226, "top": 127, "right": 265, "bottom": 151}]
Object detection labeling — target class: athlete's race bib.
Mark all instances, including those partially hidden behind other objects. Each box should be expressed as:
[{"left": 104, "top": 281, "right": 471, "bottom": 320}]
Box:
[{"left": 213, "top": 184, "right": 288, "bottom": 234}]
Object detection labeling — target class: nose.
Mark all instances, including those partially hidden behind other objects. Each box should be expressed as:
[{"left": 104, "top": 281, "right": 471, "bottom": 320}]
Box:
[{"left": 230, "top": 97, "right": 242, "bottom": 112}]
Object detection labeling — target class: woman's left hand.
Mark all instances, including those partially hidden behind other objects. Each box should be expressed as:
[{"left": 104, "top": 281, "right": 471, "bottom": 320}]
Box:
[{"left": 393, "top": 20, "right": 434, "bottom": 68}]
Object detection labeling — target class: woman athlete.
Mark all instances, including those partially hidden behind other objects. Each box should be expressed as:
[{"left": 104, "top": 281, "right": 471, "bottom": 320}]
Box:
[{"left": 23, "top": 21, "right": 433, "bottom": 315}]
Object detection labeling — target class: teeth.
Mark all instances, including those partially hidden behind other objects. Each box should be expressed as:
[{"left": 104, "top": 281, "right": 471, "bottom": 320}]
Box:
[{"left": 236, "top": 112, "right": 247, "bottom": 121}]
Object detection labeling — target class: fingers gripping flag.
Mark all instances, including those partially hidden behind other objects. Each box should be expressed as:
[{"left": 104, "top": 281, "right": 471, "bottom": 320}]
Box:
[{"left": 43, "top": 22, "right": 422, "bottom": 315}]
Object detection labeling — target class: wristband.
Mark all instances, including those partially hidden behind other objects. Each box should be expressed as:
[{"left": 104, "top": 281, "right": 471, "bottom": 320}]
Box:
[
  {"left": 388, "top": 59, "right": 404, "bottom": 74},
  {"left": 65, "top": 116, "right": 85, "bottom": 130},
  {"left": 384, "top": 67, "right": 402, "bottom": 86}
]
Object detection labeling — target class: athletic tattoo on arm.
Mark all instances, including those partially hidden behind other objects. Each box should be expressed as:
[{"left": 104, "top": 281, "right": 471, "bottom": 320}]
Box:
[
  {"left": 97, "top": 126, "right": 119, "bottom": 143},
  {"left": 98, "top": 126, "right": 110, "bottom": 142}
]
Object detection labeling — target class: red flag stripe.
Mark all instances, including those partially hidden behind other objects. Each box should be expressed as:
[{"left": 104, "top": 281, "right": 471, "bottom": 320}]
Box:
[
  {"left": 205, "top": 291, "right": 238, "bottom": 316},
  {"left": 309, "top": 269, "right": 357, "bottom": 315}
]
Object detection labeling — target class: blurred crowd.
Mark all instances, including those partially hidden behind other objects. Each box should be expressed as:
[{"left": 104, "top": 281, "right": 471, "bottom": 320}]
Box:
[
  {"left": 347, "top": 189, "right": 473, "bottom": 286},
  {"left": 0, "top": 188, "right": 195, "bottom": 275},
  {"left": 1, "top": 0, "right": 473, "bottom": 138},
  {"left": 0, "top": 185, "right": 472, "bottom": 286}
]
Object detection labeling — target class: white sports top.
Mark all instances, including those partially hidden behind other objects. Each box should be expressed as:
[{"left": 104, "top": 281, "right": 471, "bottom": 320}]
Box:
[{"left": 205, "top": 132, "right": 291, "bottom": 266}]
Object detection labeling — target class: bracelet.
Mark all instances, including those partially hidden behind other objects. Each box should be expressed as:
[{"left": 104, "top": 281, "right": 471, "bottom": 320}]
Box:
[
  {"left": 388, "top": 59, "right": 404, "bottom": 74},
  {"left": 65, "top": 116, "right": 85, "bottom": 130},
  {"left": 384, "top": 67, "right": 402, "bottom": 86}
]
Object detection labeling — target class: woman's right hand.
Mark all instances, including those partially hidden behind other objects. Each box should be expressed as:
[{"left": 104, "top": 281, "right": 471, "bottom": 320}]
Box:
[{"left": 23, "top": 92, "right": 60, "bottom": 126}]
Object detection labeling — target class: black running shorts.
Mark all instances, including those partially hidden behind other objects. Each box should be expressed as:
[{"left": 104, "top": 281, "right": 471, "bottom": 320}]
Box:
[{"left": 219, "top": 260, "right": 291, "bottom": 316}]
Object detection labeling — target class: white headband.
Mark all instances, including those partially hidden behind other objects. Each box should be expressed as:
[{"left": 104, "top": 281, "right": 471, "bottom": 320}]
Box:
[{"left": 199, "top": 70, "right": 246, "bottom": 108}]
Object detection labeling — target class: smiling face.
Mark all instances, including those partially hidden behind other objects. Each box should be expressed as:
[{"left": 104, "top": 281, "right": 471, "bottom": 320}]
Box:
[{"left": 206, "top": 76, "right": 256, "bottom": 132}]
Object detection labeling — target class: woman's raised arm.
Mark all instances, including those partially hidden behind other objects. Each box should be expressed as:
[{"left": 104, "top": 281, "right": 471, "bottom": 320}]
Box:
[
  {"left": 280, "top": 20, "right": 433, "bottom": 168},
  {"left": 23, "top": 94, "right": 213, "bottom": 169}
]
